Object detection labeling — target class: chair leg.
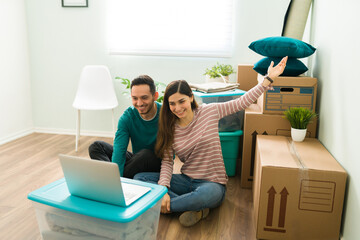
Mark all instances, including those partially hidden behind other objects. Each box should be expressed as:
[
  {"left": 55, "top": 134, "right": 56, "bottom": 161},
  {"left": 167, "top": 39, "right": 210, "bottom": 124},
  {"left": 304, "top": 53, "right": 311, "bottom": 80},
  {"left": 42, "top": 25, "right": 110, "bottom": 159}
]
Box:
[
  {"left": 75, "top": 109, "right": 80, "bottom": 152},
  {"left": 112, "top": 109, "right": 116, "bottom": 139}
]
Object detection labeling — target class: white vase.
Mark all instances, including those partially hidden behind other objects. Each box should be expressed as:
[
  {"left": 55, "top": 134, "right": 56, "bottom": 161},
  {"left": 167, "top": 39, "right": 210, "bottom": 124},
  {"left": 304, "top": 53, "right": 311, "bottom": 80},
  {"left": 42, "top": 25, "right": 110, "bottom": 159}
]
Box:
[
  {"left": 205, "top": 75, "right": 229, "bottom": 83},
  {"left": 291, "top": 128, "right": 307, "bottom": 142}
]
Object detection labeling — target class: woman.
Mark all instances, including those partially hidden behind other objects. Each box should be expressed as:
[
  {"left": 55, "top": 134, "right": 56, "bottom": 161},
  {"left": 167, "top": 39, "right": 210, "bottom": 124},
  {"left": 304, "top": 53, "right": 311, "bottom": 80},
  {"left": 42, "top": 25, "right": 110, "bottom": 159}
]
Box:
[{"left": 134, "top": 57, "right": 287, "bottom": 227}]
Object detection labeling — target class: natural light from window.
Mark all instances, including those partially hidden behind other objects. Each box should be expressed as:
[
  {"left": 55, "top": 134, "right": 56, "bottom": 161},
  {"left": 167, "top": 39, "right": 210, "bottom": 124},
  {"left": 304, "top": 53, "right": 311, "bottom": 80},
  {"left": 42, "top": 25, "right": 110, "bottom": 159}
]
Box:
[{"left": 107, "top": 0, "right": 234, "bottom": 57}]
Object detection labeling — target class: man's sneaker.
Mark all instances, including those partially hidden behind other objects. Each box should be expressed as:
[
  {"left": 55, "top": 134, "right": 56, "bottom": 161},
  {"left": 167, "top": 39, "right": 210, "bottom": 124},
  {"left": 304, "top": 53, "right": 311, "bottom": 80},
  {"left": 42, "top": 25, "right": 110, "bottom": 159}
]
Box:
[{"left": 179, "top": 208, "right": 210, "bottom": 227}]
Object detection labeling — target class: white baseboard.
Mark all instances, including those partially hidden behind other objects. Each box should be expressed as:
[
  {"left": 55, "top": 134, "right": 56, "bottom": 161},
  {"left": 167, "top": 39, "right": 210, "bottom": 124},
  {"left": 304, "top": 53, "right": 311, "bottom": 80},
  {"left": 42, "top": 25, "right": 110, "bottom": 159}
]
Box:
[
  {"left": 0, "top": 128, "right": 34, "bottom": 146},
  {"left": 0, "top": 128, "right": 114, "bottom": 146},
  {"left": 34, "top": 127, "right": 114, "bottom": 138}
]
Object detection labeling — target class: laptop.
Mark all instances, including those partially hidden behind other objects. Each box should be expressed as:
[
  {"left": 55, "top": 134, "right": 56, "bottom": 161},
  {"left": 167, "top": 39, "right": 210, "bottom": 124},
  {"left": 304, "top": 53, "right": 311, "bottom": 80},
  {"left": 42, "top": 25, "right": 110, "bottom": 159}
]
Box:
[{"left": 59, "top": 154, "right": 151, "bottom": 207}]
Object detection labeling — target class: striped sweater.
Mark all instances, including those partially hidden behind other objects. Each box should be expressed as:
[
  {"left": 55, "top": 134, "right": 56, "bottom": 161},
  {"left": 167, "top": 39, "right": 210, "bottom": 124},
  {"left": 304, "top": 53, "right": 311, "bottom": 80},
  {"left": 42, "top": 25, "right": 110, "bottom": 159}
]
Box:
[{"left": 158, "top": 83, "right": 268, "bottom": 187}]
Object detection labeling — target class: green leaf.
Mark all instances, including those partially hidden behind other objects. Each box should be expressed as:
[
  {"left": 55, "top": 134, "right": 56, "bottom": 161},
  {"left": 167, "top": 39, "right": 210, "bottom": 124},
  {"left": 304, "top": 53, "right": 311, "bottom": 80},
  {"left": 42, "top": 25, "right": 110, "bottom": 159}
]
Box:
[
  {"left": 157, "top": 96, "right": 164, "bottom": 103},
  {"left": 116, "top": 76, "right": 165, "bottom": 102},
  {"left": 204, "top": 63, "right": 235, "bottom": 78},
  {"left": 283, "top": 107, "right": 317, "bottom": 129}
]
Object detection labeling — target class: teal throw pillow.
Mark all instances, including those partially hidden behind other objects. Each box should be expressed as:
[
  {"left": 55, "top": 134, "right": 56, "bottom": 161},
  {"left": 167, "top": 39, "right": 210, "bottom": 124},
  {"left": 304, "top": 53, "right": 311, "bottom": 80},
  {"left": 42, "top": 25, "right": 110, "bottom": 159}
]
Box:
[
  {"left": 253, "top": 57, "right": 308, "bottom": 76},
  {"left": 249, "top": 36, "right": 316, "bottom": 58}
]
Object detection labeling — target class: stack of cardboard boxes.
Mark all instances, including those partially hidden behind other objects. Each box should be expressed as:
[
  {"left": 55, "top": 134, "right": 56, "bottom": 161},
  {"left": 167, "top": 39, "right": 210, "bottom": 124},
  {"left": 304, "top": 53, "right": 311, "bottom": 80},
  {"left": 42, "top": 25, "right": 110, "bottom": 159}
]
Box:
[
  {"left": 237, "top": 65, "right": 318, "bottom": 188},
  {"left": 237, "top": 65, "right": 347, "bottom": 240}
]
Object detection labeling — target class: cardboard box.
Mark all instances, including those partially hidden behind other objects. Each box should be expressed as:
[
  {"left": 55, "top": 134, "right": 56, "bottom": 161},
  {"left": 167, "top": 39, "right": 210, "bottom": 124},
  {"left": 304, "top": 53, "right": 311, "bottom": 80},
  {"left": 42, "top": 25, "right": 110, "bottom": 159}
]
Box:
[
  {"left": 253, "top": 135, "right": 347, "bottom": 240},
  {"left": 237, "top": 64, "right": 258, "bottom": 91},
  {"left": 257, "top": 74, "right": 317, "bottom": 114},
  {"left": 241, "top": 104, "right": 317, "bottom": 188}
]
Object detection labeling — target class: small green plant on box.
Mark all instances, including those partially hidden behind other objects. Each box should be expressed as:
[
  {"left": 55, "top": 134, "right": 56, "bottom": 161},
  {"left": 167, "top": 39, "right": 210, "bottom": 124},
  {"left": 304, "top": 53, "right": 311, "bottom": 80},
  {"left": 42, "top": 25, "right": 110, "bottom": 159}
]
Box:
[
  {"left": 115, "top": 77, "right": 166, "bottom": 103},
  {"left": 204, "top": 63, "right": 235, "bottom": 78},
  {"left": 283, "top": 107, "right": 317, "bottom": 129}
]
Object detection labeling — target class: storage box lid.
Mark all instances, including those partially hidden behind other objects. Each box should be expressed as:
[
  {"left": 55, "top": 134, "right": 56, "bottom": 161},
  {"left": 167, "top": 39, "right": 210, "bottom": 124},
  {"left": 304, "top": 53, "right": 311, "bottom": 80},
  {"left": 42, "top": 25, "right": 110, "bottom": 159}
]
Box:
[
  {"left": 28, "top": 178, "right": 167, "bottom": 223},
  {"left": 257, "top": 135, "right": 347, "bottom": 173},
  {"left": 193, "top": 89, "right": 246, "bottom": 98}
]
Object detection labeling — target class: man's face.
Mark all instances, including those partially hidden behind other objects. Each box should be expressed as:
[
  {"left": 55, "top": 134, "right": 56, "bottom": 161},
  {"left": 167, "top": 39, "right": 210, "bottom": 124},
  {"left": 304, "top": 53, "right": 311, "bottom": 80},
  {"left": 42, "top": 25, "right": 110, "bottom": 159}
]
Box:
[{"left": 131, "top": 84, "right": 157, "bottom": 115}]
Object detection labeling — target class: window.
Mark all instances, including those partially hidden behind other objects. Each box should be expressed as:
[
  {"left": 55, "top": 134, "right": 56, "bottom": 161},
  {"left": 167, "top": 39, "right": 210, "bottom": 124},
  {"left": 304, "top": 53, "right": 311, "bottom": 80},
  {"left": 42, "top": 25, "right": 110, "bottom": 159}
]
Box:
[{"left": 107, "top": 0, "right": 234, "bottom": 57}]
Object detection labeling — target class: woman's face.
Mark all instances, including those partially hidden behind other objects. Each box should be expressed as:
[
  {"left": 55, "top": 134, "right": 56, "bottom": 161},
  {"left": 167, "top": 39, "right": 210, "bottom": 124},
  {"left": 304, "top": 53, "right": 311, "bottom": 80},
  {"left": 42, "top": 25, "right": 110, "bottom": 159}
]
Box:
[{"left": 168, "top": 92, "right": 194, "bottom": 119}]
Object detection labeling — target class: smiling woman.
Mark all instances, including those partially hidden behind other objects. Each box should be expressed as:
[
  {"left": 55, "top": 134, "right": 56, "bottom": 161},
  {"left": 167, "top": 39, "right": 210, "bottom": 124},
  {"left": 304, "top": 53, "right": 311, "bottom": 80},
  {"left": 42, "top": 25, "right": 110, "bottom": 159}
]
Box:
[
  {"left": 168, "top": 93, "right": 194, "bottom": 126},
  {"left": 134, "top": 57, "right": 287, "bottom": 227},
  {"left": 106, "top": 0, "right": 234, "bottom": 57}
]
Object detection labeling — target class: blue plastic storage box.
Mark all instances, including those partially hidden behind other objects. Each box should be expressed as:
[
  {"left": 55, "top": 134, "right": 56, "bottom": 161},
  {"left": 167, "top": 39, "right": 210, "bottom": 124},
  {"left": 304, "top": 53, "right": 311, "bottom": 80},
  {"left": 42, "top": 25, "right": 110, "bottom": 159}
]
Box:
[
  {"left": 219, "top": 130, "right": 243, "bottom": 177},
  {"left": 193, "top": 89, "right": 246, "bottom": 131},
  {"left": 28, "top": 178, "right": 167, "bottom": 240}
]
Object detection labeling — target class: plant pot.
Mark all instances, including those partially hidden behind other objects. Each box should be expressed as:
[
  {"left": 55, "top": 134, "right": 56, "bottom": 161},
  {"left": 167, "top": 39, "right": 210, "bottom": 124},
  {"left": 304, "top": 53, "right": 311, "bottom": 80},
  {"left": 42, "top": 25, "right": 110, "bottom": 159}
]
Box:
[
  {"left": 205, "top": 75, "right": 229, "bottom": 83},
  {"left": 291, "top": 127, "right": 307, "bottom": 142}
]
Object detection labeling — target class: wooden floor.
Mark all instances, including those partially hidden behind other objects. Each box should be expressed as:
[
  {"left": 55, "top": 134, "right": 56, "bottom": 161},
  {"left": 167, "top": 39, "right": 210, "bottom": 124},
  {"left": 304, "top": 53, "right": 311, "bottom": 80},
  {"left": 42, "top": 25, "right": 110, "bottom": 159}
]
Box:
[{"left": 0, "top": 133, "right": 256, "bottom": 240}]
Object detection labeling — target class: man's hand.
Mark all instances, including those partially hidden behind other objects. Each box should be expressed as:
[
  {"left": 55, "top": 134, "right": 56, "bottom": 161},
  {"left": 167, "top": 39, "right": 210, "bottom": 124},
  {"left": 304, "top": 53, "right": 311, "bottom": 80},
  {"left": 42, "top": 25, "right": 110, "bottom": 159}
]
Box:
[
  {"left": 267, "top": 56, "right": 288, "bottom": 79},
  {"left": 161, "top": 193, "right": 171, "bottom": 214}
]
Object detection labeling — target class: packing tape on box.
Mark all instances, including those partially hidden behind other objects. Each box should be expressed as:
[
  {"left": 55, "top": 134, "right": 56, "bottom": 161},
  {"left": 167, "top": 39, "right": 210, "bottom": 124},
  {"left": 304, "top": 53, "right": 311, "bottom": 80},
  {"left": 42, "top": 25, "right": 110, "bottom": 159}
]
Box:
[{"left": 286, "top": 138, "right": 309, "bottom": 182}]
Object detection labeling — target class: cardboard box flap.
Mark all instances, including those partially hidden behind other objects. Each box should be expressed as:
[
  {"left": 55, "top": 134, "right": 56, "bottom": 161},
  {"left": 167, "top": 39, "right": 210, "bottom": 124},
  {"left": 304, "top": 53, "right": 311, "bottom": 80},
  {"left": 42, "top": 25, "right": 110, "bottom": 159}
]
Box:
[
  {"left": 257, "top": 135, "right": 346, "bottom": 173},
  {"left": 256, "top": 135, "right": 300, "bottom": 169},
  {"left": 245, "top": 103, "right": 262, "bottom": 114},
  {"left": 293, "top": 138, "right": 346, "bottom": 173}
]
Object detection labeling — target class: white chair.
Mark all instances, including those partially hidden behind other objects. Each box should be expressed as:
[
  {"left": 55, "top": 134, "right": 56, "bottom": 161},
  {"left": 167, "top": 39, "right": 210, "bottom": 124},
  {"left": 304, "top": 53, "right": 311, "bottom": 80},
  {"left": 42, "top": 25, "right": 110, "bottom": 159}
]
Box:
[{"left": 73, "top": 65, "right": 118, "bottom": 151}]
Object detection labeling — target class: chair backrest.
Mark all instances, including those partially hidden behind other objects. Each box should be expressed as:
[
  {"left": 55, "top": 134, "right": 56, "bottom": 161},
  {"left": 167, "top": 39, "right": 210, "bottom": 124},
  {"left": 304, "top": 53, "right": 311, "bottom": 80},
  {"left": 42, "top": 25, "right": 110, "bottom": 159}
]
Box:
[{"left": 73, "top": 65, "right": 118, "bottom": 110}]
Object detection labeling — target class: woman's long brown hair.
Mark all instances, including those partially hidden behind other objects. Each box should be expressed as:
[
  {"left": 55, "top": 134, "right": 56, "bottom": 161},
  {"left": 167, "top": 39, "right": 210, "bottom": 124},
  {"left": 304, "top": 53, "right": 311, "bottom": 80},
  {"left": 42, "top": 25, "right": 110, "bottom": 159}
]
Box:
[{"left": 155, "top": 80, "right": 198, "bottom": 159}]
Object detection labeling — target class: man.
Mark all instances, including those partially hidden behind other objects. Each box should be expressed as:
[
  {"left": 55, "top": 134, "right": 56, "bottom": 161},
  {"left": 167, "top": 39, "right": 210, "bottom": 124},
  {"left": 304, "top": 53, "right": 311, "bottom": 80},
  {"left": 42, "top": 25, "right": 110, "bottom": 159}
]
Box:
[{"left": 88, "top": 75, "right": 162, "bottom": 178}]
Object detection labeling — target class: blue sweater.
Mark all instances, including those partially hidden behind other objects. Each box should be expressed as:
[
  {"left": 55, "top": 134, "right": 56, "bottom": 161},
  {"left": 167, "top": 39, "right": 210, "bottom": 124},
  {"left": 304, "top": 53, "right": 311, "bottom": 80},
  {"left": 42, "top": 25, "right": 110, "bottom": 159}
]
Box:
[{"left": 112, "top": 102, "right": 161, "bottom": 176}]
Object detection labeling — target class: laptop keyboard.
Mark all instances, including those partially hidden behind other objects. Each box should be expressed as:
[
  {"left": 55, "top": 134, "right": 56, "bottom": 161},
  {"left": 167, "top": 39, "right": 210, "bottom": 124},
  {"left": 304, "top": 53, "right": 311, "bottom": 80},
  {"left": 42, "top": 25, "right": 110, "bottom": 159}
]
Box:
[
  {"left": 124, "top": 190, "right": 136, "bottom": 201},
  {"left": 121, "top": 182, "right": 151, "bottom": 205},
  {"left": 122, "top": 183, "right": 138, "bottom": 201}
]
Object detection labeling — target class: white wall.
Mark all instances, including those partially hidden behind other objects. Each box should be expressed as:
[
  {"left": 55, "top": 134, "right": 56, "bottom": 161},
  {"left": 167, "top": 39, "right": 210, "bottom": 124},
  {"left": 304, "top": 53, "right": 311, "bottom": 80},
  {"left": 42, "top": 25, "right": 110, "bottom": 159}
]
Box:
[
  {"left": 310, "top": 1, "right": 360, "bottom": 239},
  {"left": 2, "top": 0, "right": 359, "bottom": 238},
  {"left": 0, "top": 0, "right": 33, "bottom": 145},
  {"left": 24, "top": 0, "right": 289, "bottom": 135}
]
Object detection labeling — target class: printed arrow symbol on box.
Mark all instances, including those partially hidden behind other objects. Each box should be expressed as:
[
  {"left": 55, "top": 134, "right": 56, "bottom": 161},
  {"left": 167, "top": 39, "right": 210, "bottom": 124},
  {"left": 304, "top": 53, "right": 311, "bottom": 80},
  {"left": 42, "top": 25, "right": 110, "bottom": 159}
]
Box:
[
  {"left": 266, "top": 186, "right": 276, "bottom": 226},
  {"left": 278, "top": 187, "right": 289, "bottom": 228},
  {"left": 250, "top": 131, "right": 258, "bottom": 176}
]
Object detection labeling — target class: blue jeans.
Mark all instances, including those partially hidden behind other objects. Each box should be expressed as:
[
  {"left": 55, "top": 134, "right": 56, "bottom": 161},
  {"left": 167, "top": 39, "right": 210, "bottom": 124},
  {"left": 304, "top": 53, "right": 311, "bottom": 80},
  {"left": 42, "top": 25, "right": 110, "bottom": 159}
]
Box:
[{"left": 134, "top": 172, "right": 226, "bottom": 212}]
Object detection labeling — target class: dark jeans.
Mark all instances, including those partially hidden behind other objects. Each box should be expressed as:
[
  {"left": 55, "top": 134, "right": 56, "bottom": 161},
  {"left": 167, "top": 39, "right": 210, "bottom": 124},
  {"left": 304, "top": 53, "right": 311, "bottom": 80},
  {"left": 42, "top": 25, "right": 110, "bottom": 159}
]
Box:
[
  {"left": 134, "top": 172, "right": 226, "bottom": 212},
  {"left": 88, "top": 141, "right": 161, "bottom": 179}
]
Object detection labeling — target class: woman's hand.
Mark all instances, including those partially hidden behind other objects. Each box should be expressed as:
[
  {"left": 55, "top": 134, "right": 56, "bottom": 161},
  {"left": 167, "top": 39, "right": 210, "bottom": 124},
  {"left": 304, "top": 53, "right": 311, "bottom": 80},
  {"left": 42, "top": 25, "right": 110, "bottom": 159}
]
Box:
[
  {"left": 161, "top": 193, "right": 171, "bottom": 214},
  {"left": 267, "top": 56, "right": 288, "bottom": 79}
]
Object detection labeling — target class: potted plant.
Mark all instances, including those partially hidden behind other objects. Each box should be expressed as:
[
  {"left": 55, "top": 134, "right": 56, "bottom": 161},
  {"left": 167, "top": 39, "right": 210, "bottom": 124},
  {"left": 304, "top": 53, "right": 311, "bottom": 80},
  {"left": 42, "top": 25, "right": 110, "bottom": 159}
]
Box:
[
  {"left": 204, "top": 63, "right": 235, "bottom": 83},
  {"left": 115, "top": 77, "right": 166, "bottom": 103},
  {"left": 283, "top": 107, "right": 317, "bottom": 142}
]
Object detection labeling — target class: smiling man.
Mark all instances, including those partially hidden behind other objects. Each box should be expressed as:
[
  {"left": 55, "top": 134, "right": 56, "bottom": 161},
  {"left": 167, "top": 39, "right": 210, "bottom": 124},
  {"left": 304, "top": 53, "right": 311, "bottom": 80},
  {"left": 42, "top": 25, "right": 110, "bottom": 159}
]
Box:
[{"left": 88, "top": 75, "right": 162, "bottom": 178}]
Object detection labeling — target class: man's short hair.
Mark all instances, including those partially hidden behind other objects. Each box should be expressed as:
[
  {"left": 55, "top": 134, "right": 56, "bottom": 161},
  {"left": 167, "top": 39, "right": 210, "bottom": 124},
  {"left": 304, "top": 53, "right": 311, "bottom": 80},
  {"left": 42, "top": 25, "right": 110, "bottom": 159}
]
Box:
[{"left": 131, "top": 75, "right": 156, "bottom": 95}]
